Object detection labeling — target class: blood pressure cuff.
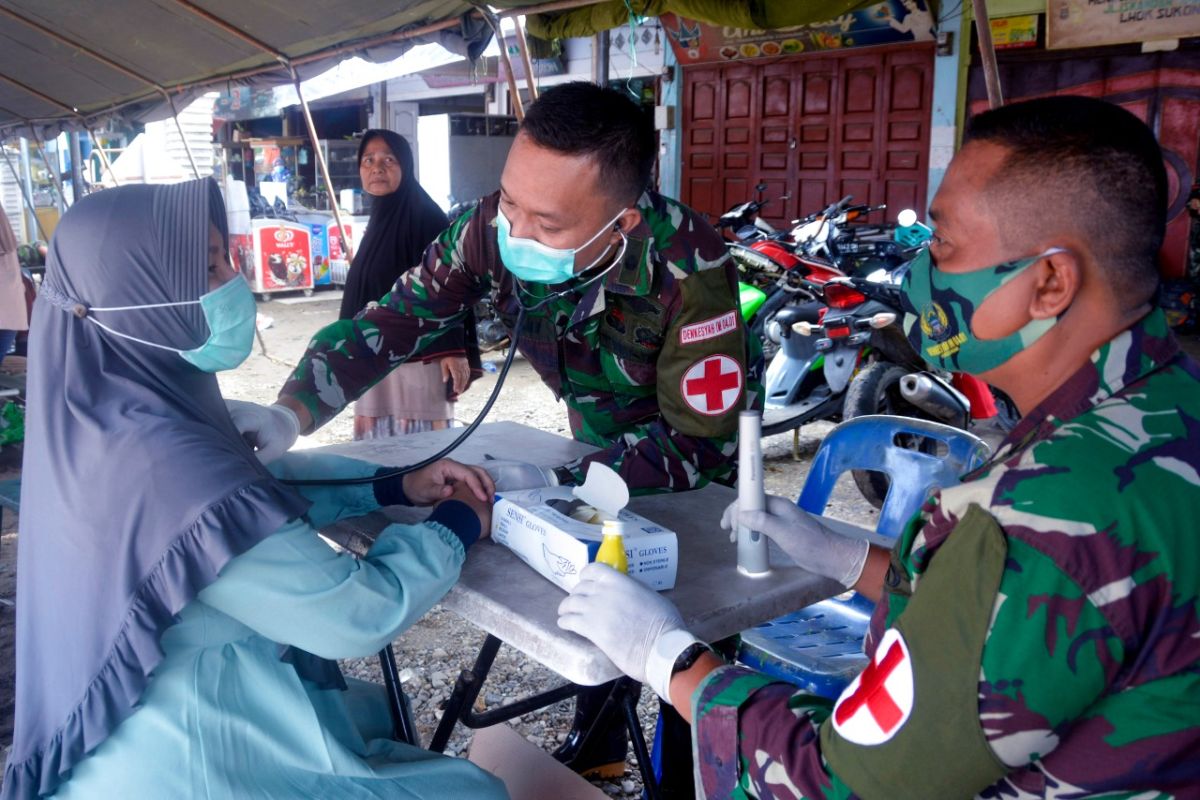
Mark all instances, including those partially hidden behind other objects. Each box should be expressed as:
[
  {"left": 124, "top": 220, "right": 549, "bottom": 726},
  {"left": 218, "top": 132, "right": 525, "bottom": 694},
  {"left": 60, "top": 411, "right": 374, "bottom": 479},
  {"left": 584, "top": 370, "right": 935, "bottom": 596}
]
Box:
[{"left": 820, "top": 504, "right": 1010, "bottom": 799}]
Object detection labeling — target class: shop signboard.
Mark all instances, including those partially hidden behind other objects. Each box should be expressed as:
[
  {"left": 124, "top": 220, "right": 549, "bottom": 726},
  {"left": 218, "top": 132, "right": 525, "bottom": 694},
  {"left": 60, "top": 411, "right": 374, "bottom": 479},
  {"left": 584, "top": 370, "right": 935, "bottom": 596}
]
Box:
[
  {"left": 992, "top": 14, "right": 1040, "bottom": 49},
  {"left": 212, "top": 87, "right": 281, "bottom": 121},
  {"left": 1047, "top": 0, "right": 1200, "bottom": 49},
  {"left": 662, "top": 0, "right": 935, "bottom": 64}
]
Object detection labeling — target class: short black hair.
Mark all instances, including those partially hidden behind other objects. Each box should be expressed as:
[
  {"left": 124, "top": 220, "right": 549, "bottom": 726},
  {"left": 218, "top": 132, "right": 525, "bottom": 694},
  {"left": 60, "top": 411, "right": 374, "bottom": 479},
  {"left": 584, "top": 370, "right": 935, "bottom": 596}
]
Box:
[
  {"left": 520, "top": 81, "right": 655, "bottom": 204},
  {"left": 963, "top": 96, "right": 1167, "bottom": 306}
]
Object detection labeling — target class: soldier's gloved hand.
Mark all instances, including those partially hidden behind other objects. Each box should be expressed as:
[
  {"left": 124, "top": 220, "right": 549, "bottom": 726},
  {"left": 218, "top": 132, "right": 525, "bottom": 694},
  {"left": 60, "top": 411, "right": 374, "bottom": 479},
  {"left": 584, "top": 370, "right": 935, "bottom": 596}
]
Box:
[
  {"left": 480, "top": 460, "right": 558, "bottom": 491},
  {"left": 557, "top": 564, "right": 701, "bottom": 702},
  {"left": 225, "top": 399, "right": 300, "bottom": 465},
  {"left": 721, "top": 495, "right": 870, "bottom": 589}
]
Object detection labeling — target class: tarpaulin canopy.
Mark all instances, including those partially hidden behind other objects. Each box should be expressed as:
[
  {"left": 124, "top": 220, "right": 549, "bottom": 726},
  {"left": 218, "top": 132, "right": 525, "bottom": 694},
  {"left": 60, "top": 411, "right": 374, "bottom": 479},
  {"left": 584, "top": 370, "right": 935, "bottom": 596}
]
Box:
[
  {"left": 0, "top": 0, "right": 954, "bottom": 142},
  {"left": 0, "top": 0, "right": 506, "bottom": 140}
]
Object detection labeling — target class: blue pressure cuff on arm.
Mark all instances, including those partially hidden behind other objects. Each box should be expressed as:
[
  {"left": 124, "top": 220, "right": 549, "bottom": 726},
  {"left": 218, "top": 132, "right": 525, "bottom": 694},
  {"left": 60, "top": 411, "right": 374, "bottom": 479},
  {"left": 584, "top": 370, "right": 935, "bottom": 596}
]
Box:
[
  {"left": 373, "top": 468, "right": 411, "bottom": 507},
  {"left": 426, "top": 500, "right": 482, "bottom": 550}
]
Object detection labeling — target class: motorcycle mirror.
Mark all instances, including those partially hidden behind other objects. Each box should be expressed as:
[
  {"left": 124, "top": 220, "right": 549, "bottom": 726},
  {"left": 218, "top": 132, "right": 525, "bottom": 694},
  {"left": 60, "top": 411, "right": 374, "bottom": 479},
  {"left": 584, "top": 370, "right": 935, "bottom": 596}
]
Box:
[{"left": 897, "top": 209, "right": 918, "bottom": 227}]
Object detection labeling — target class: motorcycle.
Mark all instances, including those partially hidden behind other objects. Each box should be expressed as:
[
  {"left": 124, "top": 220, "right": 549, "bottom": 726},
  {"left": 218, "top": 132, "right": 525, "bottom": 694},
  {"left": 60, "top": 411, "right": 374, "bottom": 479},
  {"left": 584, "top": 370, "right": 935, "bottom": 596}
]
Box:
[
  {"left": 714, "top": 183, "right": 785, "bottom": 245},
  {"left": 759, "top": 277, "right": 868, "bottom": 436},
  {"left": 791, "top": 195, "right": 906, "bottom": 275},
  {"left": 716, "top": 190, "right": 846, "bottom": 363}
]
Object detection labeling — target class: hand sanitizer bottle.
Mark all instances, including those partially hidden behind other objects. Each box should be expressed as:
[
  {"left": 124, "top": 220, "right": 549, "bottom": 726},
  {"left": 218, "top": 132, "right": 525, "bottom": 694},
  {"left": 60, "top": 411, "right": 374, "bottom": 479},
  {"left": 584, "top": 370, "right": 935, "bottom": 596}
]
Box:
[{"left": 595, "top": 519, "right": 629, "bottom": 574}]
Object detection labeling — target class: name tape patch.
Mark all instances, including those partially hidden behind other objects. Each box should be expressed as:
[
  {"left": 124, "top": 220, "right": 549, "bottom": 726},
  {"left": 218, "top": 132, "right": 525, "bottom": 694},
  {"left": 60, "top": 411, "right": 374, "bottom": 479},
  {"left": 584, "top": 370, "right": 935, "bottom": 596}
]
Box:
[{"left": 679, "top": 310, "right": 738, "bottom": 345}]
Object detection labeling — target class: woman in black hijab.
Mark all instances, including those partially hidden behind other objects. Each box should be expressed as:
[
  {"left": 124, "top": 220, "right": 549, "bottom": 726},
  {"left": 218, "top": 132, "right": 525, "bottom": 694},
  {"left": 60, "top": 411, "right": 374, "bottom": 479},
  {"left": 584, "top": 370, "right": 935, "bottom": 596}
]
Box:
[{"left": 340, "top": 130, "right": 474, "bottom": 440}]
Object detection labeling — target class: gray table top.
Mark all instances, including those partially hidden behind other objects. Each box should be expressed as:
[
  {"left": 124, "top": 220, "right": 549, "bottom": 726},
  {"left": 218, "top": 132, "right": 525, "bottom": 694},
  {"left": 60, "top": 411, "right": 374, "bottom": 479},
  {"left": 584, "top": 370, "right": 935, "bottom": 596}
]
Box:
[{"left": 314, "top": 421, "right": 859, "bottom": 686}]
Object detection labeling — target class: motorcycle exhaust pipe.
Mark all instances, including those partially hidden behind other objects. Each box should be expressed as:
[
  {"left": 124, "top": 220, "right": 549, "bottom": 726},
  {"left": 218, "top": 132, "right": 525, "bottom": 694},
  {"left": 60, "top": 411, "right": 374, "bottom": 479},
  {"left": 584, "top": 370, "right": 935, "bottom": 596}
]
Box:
[{"left": 900, "top": 372, "right": 970, "bottom": 428}]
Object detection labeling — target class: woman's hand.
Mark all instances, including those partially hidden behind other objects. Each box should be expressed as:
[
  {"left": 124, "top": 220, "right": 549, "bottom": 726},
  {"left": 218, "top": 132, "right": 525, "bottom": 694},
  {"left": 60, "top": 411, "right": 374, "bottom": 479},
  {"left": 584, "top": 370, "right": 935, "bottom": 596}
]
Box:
[
  {"left": 402, "top": 459, "right": 495, "bottom": 506},
  {"left": 440, "top": 356, "right": 471, "bottom": 396}
]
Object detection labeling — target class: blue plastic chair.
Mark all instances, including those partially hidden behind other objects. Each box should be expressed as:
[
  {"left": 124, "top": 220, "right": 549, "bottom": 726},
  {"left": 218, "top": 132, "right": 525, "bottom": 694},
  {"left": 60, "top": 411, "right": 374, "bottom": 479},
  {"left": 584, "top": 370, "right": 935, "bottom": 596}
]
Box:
[{"left": 737, "top": 415, "right": 990, "bottom": 697}]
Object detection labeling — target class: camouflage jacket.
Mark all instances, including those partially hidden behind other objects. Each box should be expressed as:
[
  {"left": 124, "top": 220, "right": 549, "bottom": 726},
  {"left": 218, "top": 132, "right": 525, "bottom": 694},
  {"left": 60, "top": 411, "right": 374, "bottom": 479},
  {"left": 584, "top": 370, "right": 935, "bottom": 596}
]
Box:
[
  {"left": 282, "top": 190, "right": 762, "bottom": 493},
  {"left": 692, "top": 309, "right": 1200, "bottom": 799}
]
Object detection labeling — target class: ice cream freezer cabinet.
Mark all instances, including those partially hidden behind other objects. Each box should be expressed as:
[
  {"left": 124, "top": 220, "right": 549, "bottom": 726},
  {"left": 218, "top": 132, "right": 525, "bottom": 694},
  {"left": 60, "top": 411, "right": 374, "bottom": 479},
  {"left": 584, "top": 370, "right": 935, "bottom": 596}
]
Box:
[{"left": 231, "top": 220, "right": 315, "bottom": 299}]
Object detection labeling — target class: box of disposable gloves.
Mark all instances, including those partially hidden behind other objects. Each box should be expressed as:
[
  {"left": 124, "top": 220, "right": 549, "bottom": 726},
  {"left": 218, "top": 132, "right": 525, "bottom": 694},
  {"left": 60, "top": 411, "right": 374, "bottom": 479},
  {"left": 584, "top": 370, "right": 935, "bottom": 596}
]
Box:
[{"left": 490, "top": 464, "right": 678, "bottom": 592}]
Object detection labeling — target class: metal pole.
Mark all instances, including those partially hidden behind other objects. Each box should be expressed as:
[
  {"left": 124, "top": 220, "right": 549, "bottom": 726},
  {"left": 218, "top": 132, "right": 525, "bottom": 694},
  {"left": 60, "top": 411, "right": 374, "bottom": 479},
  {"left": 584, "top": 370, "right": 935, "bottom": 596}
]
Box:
[
  {"left": 1, "top": 145, "right": 49, "bottom": 241},
  {"left": 513, "top": 16, "right": 540, "bottom": 102},
  {"left": 165, "top": 92, "right": 201, "bottom": 178},
  {"left": 483, "top": 11, "right": 524, "bottom": 120},
  {"left": 971, "top": 0, "right": 1004, "bottom": 109},
  {"left": 19, "top": 138, "right": 36, "bottom": 240},
  {"left": 30, "top": 133, "right": 66, "bottom": 212},
  {"left": 89, "top": 129, "right": 120, "bottom": 186},
  {"left": 68, "top": 132, "right": 84, "bottom": 202},
  {"left": 593, "top": 30, "right": 610, "bottom": 87},
  {"left": 291, "top": 66, "right": 353, "bottom": 261}
]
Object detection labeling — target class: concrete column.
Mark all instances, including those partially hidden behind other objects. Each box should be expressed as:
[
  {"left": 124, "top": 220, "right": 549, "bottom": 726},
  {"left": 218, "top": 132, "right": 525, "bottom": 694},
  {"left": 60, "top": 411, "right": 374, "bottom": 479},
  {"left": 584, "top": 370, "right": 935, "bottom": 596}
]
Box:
[
  {"left": 926, "top": 8, "right": 964, "bottom": 206},
  {"left": 657, "top": 46, "right": 682, "bottom": 199}
]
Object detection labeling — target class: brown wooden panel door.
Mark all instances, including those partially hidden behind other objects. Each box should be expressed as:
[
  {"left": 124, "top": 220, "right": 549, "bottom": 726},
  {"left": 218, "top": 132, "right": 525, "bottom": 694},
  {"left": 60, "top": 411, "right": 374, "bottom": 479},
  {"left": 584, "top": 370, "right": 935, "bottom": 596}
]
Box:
[
  {"left": 879, "top": 48, "right": 933, "bottom": 221},
  {"left": 681, "top": 45, "right": 934, "bottom": 230},
  {"left": 719, "top": 64, "right": 757, "bottom": 219},
  {"left": 682, "top": 67, "right": 721, "bottom": 221},
  {"left": 836, "top": 53, "right": 884, "bottom": 210},
  {"left": 795, "top": 59, "right": 839, "bottom": 228},
  {"left": 756, "top": 62, "right": 800, "bottom": 227}
]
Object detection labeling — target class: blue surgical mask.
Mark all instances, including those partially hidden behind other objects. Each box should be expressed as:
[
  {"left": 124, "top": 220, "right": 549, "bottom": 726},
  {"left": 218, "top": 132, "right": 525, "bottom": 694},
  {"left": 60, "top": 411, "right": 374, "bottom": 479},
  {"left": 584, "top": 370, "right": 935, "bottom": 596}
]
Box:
[
  {"left": 497, "top": 207, "right": 627, "bottom": 284},
  {"left": 85, "top": 276, "right": 258, "bottom": 372}
]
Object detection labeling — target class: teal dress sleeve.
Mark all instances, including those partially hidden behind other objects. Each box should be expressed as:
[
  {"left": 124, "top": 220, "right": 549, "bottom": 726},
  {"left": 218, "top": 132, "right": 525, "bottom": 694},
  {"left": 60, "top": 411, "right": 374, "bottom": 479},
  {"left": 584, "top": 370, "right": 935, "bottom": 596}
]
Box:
[
  {"left": 264, "top": 451, "right": 386, "bottom": 528},
  {"left": 199, "top": 451, "right": 470, "bottom": 660}
]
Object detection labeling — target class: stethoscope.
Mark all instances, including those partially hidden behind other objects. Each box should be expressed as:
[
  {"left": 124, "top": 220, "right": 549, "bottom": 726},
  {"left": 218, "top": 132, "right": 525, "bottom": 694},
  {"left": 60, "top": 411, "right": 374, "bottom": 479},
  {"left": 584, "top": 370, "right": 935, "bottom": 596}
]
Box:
[{"left": 282, "top": 232, "right": 629, "bottom": 487}]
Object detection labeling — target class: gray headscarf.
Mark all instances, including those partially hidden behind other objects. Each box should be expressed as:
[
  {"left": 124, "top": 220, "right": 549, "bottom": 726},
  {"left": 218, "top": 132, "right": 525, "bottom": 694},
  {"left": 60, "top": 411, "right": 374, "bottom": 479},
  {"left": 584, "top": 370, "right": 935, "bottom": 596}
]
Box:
[{"left": 3, "top": 179, "right": 310, "bottom": 799}]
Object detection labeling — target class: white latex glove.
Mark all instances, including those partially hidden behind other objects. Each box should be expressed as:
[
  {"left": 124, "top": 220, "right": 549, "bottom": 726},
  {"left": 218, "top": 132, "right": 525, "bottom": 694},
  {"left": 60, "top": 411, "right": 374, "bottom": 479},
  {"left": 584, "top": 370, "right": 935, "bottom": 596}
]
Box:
[
  {"left": 721, "top": 495, "right": 870, "bottom": 589},
  {"left": 225, "top": 399, "right": 300, "bottom": 464},
  {"left": 557, "top": 563, "right": 701, "bottom": 702},
  {"left": 481, "top": 460, "right": 558, "bottom": 492}
]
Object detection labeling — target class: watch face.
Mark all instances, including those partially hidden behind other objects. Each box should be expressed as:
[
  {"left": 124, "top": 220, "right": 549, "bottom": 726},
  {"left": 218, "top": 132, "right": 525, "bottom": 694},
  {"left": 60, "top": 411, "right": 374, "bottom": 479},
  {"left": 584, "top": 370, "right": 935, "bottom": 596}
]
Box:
[{"left": 672, "top": 642, "right": 710, "bottom": 675}]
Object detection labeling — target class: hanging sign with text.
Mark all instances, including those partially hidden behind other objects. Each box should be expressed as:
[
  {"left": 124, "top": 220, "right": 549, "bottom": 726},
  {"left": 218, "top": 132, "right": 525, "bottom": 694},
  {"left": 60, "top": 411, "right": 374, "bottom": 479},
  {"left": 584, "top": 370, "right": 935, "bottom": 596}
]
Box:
[{"left": 1047, "top": 0, "right": 1200, "bottom": 49}]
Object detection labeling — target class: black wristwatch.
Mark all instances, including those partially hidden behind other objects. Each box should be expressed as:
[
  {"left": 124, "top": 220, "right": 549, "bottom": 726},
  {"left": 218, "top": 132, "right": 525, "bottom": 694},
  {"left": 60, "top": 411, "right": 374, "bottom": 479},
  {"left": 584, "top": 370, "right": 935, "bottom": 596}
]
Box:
[
  {"left": 671, "top": 642, "right": 712, "bottom": 677},
  {"left": 552, "top": 465, "right": 578, "bottom": 487}
]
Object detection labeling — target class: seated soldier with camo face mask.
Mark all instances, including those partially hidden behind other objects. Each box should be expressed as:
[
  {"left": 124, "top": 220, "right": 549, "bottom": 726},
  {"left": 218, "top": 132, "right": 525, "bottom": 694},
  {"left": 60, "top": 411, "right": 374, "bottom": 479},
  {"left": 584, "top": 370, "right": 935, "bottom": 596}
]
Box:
[{"left": 557, "top": 96, "right": 1200, "bottom": 798}]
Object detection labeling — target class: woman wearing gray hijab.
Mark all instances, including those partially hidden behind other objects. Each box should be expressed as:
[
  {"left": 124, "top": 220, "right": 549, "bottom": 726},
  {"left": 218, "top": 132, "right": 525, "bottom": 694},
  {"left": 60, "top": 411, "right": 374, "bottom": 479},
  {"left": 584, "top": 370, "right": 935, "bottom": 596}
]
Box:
[{"left": 3, "top": 178, "right": 508, "bottom": 799}]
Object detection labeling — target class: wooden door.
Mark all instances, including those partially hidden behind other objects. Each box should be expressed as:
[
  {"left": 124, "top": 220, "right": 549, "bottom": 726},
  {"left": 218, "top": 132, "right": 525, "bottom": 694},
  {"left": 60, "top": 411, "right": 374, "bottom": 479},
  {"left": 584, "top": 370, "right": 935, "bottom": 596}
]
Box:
[{"left": 681, "top": 45, "right": 934, "bottom": 229}]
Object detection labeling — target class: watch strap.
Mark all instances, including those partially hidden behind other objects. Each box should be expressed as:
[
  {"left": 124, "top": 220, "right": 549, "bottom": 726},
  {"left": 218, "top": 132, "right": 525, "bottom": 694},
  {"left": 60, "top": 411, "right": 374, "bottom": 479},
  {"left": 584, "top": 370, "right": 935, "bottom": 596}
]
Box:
[{"left": 645, "top": 629, "right": 701, "bottom": 703}]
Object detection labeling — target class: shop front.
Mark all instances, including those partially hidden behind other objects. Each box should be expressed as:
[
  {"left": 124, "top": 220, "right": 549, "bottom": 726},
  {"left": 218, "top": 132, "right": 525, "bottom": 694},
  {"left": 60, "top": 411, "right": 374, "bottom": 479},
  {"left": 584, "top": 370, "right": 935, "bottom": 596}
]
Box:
[{"left": 667, "top": 1, "right": 939, "bottom": 229}]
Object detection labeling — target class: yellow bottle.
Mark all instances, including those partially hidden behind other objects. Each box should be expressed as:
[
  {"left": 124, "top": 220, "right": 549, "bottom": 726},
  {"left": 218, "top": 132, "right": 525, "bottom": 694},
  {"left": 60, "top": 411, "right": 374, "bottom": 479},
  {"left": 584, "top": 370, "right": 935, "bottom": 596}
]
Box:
[{"left": 595, "top": 519, "right": 629, "bottom": 574}]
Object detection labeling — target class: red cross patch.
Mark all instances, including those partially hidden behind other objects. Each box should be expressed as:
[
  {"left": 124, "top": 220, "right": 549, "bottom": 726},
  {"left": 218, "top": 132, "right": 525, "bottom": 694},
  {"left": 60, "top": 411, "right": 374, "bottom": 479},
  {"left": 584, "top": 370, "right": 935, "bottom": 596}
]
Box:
[
  {"left": 831, "top": 628, "right": 914, "bottom": 745},
  {"left": 680, "top": 354, "right": 743, "bottom": 416}
]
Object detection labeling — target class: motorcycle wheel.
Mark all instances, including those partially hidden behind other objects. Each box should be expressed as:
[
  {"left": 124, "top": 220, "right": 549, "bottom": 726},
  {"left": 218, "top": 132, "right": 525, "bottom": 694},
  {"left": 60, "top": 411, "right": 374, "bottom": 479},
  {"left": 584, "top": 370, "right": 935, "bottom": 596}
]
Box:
[{"left": 841, "top": 361, "right": 939, "bottom": 510}]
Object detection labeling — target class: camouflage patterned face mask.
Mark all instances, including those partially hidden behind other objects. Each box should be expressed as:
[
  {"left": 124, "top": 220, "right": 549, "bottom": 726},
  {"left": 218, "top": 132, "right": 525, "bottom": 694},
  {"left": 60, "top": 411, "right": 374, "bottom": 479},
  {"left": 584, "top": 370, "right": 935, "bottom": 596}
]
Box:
[{"left": 901, "top": 246, "right": 1066, "bottom": 374}]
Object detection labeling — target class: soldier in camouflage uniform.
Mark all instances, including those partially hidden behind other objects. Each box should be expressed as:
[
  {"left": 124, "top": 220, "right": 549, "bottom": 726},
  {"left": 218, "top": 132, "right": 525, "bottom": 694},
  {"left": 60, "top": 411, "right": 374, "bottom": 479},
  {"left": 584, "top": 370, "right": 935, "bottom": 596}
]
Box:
[
  {"left": 558, "top": 97, "right": 1199, "bottom": 798},
  {"left": 239, "top": 82, "right": 759, "bottom": 495},
  {"left": 230, "top": 82, "right": 760, "bottom": 780}
]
